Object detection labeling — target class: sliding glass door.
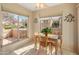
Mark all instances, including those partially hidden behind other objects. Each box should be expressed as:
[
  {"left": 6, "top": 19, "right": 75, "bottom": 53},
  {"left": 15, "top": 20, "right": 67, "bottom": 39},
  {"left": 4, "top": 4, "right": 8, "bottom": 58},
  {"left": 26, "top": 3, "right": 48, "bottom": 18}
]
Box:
[
  {"left": 18, "top": 16, "right": 28, "bottom": 39},
  {"left": 2, "top": 11, "right": 29, "bottom": 46}
]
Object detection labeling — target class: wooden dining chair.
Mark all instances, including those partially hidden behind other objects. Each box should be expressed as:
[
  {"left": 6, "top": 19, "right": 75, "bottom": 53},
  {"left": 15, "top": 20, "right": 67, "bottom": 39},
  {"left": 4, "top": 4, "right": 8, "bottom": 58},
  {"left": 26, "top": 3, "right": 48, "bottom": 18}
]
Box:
[
  {"left": 51, "top": 36, "right": 62, "bottom": 55},
  {"left": 33, "top": 35, "right": 39, "bottom": 50},
  {"left": 51, "top": 29, "right": 63, "bottom": 55},
  {"left": 39, "top": 36, "right": 48, "bottom": 53},
  {"left": 49, "top": 39, "right": 59, "bottom": 55},
  {"left": 38, "top": 36, "right": 53, "bottom": 55},
  {"left": 34, "top": 34, "right": 53, "bottom": 55}
]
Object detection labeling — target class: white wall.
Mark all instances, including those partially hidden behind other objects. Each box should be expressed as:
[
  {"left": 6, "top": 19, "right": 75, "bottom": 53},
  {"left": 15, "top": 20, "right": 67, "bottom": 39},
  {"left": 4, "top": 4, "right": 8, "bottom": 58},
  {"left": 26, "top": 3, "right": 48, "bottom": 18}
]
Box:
[
  {"left": 77, "top": 4, "right": 79, "bottom": 54},
  {"left": 62, "top": 4, "right": 77, "bottom": 52}
]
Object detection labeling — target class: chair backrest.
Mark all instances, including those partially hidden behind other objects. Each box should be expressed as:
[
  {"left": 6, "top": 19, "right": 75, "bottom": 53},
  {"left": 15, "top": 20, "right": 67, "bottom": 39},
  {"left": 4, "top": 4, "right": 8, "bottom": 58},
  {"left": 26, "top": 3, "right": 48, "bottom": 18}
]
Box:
[
  {"left": 52, "top": 28, "right": 60, "bottom": 35},
  {"left": 52, "top": 28, "right": 62, "bottom": 39},
  {"left": 40, "top": 36, "right": 48, "bottom": 47}
]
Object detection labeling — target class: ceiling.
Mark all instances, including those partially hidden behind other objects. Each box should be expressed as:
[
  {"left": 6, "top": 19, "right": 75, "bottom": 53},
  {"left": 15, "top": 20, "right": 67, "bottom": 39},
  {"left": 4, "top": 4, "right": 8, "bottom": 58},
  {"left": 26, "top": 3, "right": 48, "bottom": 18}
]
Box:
[{"left": 19, "top": 3, "right": 62, "bottom": 11}]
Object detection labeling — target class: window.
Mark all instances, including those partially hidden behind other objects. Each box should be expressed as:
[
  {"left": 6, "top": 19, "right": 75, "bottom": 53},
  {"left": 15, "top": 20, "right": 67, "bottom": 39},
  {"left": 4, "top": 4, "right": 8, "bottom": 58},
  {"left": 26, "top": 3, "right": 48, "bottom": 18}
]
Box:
[
  {"left": 2, "top": 11, "right": 29, "bottom": 46},
  {"left": 40, "top": 16, "right": 62, "bottom": 33}
]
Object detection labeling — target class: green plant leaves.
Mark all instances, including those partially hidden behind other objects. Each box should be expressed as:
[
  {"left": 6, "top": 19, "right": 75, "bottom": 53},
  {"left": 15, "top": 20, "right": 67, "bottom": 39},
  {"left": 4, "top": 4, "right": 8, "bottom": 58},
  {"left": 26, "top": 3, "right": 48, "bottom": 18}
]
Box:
[{"left": 41, "top": 27, "right": 52, "bottom": 34}]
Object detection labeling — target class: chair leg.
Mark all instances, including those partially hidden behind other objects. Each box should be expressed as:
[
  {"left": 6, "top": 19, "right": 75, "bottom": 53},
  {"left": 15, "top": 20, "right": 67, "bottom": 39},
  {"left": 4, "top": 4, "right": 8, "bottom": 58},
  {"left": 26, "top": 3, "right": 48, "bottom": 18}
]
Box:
[
  {"left": 55, "top": 41, "right": 58, "bottom": 55},
  {"left": 34, "top": 39, "right": 37, "bottom": 51},
  {"left": 60, "top": 44, "right": 63, "bottom": 55},
  {"left": 55, "top": 46, "right": 57, "bottom": 55},
  {"left": 60, "top": 46, "right": 63, "bottom": 55},
  {"left": 49, "top": 43, "right": 52, "bottom": 55},
  {"left": 60, "top": 39, "right": 63, "bottom": 55},
  {"left": 45, "top": 46, "right": 47, "bottom": 54},
  {"left": 34, "top": 42, "right": 37, "bottom": 49},
  {"left": 50, "top": 46, "right": 52, "bottom": 55},
  {"left": 37, "top": 44, "right": 41, "bottom": 55}
]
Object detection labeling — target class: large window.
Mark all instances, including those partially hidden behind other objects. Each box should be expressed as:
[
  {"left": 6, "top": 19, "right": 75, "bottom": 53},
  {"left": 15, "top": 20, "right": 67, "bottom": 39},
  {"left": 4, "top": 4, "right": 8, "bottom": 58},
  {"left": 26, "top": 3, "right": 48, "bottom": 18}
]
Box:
[
  {"left": 40, "top": 16, "right": 62, "bottom": 34},
  {"left": 2, "top": 11, "right": 29, "bottom": 46}
]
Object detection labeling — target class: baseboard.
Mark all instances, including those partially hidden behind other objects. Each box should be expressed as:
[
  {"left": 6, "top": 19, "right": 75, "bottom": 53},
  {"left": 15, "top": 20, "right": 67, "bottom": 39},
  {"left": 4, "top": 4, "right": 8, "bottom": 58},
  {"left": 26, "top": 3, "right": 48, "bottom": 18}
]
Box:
[{"left": 62, "top": 47, "right": 77, "bottom": 54}]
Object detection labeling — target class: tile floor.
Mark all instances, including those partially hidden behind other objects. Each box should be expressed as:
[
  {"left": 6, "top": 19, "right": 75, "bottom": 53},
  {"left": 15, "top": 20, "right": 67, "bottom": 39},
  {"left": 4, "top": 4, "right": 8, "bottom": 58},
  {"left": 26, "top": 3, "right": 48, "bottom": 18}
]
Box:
[{"left": 0, "top": 41, "right": 76, "bottom": 55}]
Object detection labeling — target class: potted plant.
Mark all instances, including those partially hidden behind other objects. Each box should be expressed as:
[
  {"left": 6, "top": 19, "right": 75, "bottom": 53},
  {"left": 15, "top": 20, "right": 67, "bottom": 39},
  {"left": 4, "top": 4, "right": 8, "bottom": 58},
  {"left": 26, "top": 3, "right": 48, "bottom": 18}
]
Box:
[{"left": 41, "top": 27, "right": 52, "bottom": 36}]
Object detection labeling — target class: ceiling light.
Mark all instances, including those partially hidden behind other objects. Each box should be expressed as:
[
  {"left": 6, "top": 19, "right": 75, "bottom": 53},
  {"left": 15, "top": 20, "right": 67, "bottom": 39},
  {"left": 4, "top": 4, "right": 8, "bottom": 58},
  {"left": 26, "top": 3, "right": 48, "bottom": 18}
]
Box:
[{"left": 35, "top": 3, "right": 48, "bottom": 9}]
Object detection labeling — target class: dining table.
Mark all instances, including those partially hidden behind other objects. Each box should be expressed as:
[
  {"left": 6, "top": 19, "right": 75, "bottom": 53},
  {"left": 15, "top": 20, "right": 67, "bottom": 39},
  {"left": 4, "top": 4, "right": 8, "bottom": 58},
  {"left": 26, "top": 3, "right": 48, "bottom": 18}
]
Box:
[{"left": 34, "top": 32, "right": 62, "bottom": 54}]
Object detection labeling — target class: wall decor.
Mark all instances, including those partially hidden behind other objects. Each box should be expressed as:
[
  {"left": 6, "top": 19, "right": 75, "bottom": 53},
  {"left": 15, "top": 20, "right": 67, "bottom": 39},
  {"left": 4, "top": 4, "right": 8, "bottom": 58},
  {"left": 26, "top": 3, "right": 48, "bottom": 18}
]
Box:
[
  {"left": 34, "top": 18, "right": 38, "bottom": 23},
  {"left": 64, "top": 13, "right": 74, "bottom": 22}
]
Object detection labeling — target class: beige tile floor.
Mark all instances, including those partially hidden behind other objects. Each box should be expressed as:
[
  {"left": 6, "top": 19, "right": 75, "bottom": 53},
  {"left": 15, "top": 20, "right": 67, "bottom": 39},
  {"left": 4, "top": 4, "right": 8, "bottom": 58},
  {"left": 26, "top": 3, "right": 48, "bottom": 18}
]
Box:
[{"left": 0, "top": 41, "right": 76, "bottom": 55}]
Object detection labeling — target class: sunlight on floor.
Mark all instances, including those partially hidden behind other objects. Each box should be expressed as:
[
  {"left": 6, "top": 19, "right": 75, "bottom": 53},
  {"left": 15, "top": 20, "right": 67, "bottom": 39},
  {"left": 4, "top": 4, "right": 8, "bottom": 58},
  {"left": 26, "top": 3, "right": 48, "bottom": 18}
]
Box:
[
  {"left": 14, "top": 44, "right": 34, "bottom": 55},
  {"left": 3, "top": 39, "right": 12, "bottom": 45},
  {"left": 13, "top": 42, "right": 56, "bottom": 55},
  {"left": 2, "top": 38, "right": 26, "bottom": 46},
  {"left": 1, "top": 40, "right": 76, "bottom": 55}
]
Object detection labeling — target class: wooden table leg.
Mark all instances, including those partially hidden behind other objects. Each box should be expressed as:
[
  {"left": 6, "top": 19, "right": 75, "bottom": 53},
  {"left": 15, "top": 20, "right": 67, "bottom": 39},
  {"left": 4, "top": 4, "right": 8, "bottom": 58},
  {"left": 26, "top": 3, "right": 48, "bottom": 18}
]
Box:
[
  {"left": 55, "top": 40, "right": 58, "bottom": 55},
  {"left": 49, "top": 43, "right": 52, "bottom": 55},
  {"left": 60, "top": 39, "right": 63, "bottom": 55},
  {"left": 34, "top": 36, "right": 37, "bottom": 50}
]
